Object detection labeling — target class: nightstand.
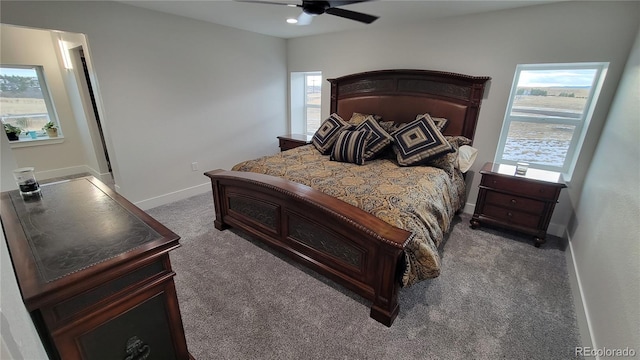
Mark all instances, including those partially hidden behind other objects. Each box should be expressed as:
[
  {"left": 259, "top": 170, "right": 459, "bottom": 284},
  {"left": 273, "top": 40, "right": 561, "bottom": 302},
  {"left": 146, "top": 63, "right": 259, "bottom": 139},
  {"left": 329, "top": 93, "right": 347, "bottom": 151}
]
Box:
[
  {"left": 470, "top": 162, "right": 566, "bottom": 247},
  {"left": 277, "top": 134, "right": 313, "bottom": 151}
]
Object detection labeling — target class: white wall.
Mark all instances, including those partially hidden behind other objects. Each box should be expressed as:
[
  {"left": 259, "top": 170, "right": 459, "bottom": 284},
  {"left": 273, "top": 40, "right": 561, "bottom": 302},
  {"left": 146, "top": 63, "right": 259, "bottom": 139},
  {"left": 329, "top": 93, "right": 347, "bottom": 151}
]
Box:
[
  {"left": 1, "top": 2, "right": 286, "bottom": 358},
  {"left": 287, "top": 1, "right": 640, "bottom": 235},
  {"left": 568, "top": 27, "right": 640, "bottom": 352},
  {"left": 0, "top": 24, "right": 93, "bottom": 180},
  {"left": 1, "top": 1, "right": 288, "bottom": 208}
]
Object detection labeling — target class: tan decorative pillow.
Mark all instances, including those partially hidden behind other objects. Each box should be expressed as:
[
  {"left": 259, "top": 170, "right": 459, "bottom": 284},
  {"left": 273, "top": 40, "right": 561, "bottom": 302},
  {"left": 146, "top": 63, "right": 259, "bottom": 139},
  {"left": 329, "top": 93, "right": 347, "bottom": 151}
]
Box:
[
  {"left": 378, "top": 120, "right": 408, "bottom": 134},
  {"left": 348, "top": 112, "right": 382, "bottom": 126},
  {"left": 425, "top": 136, "right": 472, "bottom": 176},
  {"left": 416, "top": 113, "right": 449, "bottom": 131}
]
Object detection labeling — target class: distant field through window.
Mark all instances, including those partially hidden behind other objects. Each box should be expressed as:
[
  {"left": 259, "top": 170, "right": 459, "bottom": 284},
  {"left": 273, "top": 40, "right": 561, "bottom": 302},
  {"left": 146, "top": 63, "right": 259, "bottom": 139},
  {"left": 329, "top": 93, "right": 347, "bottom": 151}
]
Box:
[
  {"left": 495, "top": 63, "right": 608, "bottom": 177},
  {"left": 1, "top": 65, "right": 61, "bottom": 142}
]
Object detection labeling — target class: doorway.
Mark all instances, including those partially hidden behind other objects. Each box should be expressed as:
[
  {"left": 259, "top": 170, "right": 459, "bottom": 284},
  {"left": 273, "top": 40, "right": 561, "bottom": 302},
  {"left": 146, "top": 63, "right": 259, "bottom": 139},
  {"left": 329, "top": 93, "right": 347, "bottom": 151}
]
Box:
[{"left": 78, "top": 48, "right": 111, "bottom": 173}]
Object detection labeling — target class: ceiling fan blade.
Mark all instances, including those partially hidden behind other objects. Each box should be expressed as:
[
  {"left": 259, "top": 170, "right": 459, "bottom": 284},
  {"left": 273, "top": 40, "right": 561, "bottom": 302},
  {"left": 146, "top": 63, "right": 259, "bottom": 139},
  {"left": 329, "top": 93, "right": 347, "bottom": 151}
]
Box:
[
  {"left": 296, "top": 11, "right": 314, "bottom": 25},
  {"left": 327, "top": 1, "right": 369, "bottom": 6},
  {"left": 235, "top": 0, "right": 299, "bottom": 7},
  {"left": 325, "top": 7, "right": 378, "bottom": 24}
]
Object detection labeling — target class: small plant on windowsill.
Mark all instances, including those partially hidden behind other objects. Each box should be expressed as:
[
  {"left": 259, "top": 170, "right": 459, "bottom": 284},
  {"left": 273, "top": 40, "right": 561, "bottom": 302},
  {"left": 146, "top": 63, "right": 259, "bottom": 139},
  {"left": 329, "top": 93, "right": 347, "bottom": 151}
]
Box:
[
  {"left": 4, "top": 123, "right": 22, "bottom": 141},
  {"left": 43, "top": 121, "right": 59, "bottom": 138}
]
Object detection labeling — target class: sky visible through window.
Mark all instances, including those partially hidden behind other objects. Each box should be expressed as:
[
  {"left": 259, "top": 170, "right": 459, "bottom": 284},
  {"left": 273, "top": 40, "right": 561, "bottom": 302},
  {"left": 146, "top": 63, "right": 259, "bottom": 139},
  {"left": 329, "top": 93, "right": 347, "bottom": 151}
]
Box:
[{"left": 519, "top": 69, "right": 596, "bottom": 87}]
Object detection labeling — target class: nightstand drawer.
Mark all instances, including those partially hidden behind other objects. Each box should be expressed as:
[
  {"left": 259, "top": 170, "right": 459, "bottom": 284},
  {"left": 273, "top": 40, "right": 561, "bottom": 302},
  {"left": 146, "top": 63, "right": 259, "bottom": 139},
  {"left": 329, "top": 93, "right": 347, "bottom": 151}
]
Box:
[
  {"left": 278, "top": 134, "right": 313, "bottom": 151},
  {"left": 279, "top": 139, "right": 305, "bottom": 151},
  {"left": 484, "top": 191, "right": 545, "bottom": 213},
  {"left": 481, "top": 174, "right": 557, "bottom": 200},
  {"left": 483, "top": 204, "right": 541, "bottom": 228}
]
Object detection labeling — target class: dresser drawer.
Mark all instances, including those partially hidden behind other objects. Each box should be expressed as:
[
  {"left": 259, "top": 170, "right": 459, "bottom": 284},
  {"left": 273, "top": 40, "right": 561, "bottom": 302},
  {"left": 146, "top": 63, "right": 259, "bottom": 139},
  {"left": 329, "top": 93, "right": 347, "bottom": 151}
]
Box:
[
  {"left": 484, "top": 191, "right": 545, "bottom": 214},
  {"left": 483, "top": 204, "right": 541, "bottom": 228},
  {"left": 51, "top": 258, "right": 168, "bottom": 324},
  {"left": 481, "top": 174, "right": 557, "bottom": 200}
]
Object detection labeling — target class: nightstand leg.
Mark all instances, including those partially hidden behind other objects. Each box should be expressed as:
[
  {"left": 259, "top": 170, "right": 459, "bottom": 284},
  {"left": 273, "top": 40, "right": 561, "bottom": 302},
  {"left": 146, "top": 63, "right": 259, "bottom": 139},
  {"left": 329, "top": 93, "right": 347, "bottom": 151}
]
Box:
[
  {"left": 534, "top": 236, "right": 546, "bottom": 248},
  {"left": 470, "top": 219, "right": 480, "bottom": 229}
]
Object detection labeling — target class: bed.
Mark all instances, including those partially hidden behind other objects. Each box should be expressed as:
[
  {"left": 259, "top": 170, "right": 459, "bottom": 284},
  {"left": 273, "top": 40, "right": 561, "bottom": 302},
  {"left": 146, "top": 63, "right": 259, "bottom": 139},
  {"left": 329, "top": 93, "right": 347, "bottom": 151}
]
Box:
[{"left": 204, "top": 69, "right": 490, "bottom": 326}]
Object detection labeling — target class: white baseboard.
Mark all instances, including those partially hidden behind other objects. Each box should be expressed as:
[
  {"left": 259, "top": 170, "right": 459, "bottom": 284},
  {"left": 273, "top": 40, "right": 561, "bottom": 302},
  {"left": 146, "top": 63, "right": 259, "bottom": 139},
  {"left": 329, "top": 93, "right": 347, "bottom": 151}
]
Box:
[
  {"left": 34, "top": 164, "right": 110, "bottom": 182},
  {"left": 134, "top": 182, "right": 211, "bottom": 211},
  {"left": 35, "top": 165, "right": 90, "bottom": 180},
  {"left": 565, "top": 231, "right": 598, "bottom": 352}
]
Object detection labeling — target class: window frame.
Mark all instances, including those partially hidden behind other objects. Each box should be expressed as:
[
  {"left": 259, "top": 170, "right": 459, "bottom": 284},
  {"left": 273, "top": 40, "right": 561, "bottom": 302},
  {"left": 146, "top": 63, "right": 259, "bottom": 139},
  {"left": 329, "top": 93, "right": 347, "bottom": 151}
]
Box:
[
  {"left": 303, "top": 72, "right": 321, "bottom": 135},
  {"left": 290, "top": 71, "right": 322, "bottom": 136},
  {"left": 494, "top": 62, "right": 608, "bottom": 178},
  {"left": 1, "top": 64, "right": 63, "bottom": 145}
]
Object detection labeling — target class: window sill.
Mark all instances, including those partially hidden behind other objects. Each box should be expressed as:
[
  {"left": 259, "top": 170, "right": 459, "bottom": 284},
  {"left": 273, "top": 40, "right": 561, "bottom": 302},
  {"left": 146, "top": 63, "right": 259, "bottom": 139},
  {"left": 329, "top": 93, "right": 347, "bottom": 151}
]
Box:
[{"left": 8, "top": 136, "right": 65, "bottom": 148}]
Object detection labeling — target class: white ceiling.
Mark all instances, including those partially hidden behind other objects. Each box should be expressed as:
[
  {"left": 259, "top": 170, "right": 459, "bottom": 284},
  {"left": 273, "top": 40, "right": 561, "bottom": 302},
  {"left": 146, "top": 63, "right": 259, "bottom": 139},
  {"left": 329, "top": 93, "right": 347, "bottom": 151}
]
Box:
[{"left": 119, "top": 0, "right": 563, "bottom": 39}]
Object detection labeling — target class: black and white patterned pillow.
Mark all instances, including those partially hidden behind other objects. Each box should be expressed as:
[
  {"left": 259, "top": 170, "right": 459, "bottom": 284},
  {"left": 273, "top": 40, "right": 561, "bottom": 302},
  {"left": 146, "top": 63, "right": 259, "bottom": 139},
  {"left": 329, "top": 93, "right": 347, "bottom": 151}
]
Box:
[
  {"left": 415, "top": 113, "right": 449, "bottom": 131},
  {"left": 312, "top": 113, "right": 352, "bottom": 154},
  {"left": 355, "top": 116, "right": 393, "bottom": 160},
  {"left": 330, "top": 129, "right": 372, "bottom": 165},
  {"left": 392, "top": 116, "right": 453, "bottom": 166}
]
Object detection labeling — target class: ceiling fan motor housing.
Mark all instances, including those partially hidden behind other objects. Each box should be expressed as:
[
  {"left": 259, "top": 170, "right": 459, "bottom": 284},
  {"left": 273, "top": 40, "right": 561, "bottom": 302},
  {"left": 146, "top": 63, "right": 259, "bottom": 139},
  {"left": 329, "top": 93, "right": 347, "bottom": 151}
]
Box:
[{"left": 302, "top": 1, "right": 330, "bottom": 15}]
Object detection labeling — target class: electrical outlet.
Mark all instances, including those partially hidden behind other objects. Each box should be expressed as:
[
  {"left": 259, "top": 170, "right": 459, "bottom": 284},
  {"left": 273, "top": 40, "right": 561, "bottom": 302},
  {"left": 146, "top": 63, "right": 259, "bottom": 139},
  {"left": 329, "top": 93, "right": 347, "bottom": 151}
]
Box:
[{"left": 191, "top": 162, "right": 198, "bottom": 171}]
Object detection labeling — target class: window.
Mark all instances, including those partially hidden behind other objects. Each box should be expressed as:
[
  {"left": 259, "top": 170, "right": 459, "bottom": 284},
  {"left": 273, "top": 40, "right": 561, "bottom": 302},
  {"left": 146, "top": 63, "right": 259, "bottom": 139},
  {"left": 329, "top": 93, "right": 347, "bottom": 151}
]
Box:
[
  {"left": 304, "top": 73, "right": 322, "bottom": 134},
  {"left": 1, "top": 65, "right": 61, "bottom": 142},
  {"left": 494, "top": 63, "right": 608, "bottom": 177},
  {"left": 290, "top": 71, "right": 322, "bottom": 135}
]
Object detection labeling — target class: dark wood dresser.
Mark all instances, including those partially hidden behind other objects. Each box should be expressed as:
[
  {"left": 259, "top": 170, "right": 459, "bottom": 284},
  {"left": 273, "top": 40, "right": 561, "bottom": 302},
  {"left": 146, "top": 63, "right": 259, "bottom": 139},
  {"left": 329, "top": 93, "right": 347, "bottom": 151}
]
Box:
[
  {"left": 1, "top": 177, "right": 192, "bottom": 360},
  {"left": 277, "top": 134, "right": 313, "bottom": 151},
  {"left": 470, "top": 162, "right": 566, "bottom": 247}
]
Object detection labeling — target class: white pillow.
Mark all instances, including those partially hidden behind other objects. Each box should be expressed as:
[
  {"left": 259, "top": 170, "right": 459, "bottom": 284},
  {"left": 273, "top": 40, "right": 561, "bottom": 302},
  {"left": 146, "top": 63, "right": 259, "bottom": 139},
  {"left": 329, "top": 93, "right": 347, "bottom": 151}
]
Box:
[{"left": 457, "top": 145, "right": 478, "bottom": 173}]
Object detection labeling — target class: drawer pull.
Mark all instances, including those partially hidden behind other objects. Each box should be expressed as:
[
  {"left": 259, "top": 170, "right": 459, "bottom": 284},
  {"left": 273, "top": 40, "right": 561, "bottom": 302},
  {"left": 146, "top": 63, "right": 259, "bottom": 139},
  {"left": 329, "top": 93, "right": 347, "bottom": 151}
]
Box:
[
  {"left": 507, "top": 212, "right": 513, "bottom": 217},
  {"left": 539, "top": 188, "right": 545, "bottom": 193},
  {"left": 493, "top": 180, "right": 497, "bottom": 185},
  {"left": 510, "top": 199, "right": 517, "bottom": 205}
]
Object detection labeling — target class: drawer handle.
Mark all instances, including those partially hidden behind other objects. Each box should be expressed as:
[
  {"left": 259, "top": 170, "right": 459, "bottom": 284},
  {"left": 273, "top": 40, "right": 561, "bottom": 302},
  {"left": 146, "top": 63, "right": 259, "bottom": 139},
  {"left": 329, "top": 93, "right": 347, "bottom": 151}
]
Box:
[
  {"left": 510, "top": 199, "right": 517, "bottom": 205},
  {"left": 493, "top": 180, "right": 497, "bottom": 185},
  {"left": 539, "top": 188, "right": 545, "bottom": 193},
  {"left": 507, "top": 212, "right": 513, "bottom": 217}
]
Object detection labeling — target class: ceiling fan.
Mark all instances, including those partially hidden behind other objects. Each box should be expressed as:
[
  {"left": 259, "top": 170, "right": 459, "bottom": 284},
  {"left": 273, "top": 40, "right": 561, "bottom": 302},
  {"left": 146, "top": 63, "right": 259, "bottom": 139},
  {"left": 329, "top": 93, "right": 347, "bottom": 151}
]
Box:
[{"left": 237, "top": 0, "right": 379, "bottom": 25}]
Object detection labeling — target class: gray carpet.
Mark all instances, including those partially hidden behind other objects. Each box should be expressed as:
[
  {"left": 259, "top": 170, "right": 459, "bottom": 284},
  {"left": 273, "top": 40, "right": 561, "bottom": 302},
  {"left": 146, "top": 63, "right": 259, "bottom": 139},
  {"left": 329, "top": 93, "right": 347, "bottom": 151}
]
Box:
[{"left": 146, "top": 192, "right": 582, "bottom": 360}]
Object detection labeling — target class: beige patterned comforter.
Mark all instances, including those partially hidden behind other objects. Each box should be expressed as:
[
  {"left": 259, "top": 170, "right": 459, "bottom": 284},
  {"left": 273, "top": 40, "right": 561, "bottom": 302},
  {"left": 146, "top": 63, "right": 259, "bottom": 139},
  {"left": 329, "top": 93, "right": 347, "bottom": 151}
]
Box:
[{"left": 232, "top": 145, "right": 466, "bottom": 287}]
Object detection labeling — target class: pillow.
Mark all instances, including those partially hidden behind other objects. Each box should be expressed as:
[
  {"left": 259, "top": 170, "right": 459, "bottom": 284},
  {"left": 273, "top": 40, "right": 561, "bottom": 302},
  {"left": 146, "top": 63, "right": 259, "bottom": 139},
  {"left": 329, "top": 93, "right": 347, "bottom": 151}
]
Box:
[
  {"left": 330, "top": 129, "right": 372, "bottom": 165},
  {"left": 355, "top": 116, "right": 393, "bottom": 160},
  {"left": 312, "top": 113, "right": 352, "bottom": 154},
  {"left": 378, "top": 120, "right": 408, "bottom": 134},
  {"left": 392, "top": 116, "right": 453, "bottom": 166},
  {"left": 416, "top": 113, "right": 448, "bottom": 131},
  {"left": 348, "top": 112, "right": 382, "bottom": 126},
  {"left": 425, "top": 136, "right": 472, "bottom": 176},
  {"left": 458, "top": 145, "right": 478, "bottom": 173}
]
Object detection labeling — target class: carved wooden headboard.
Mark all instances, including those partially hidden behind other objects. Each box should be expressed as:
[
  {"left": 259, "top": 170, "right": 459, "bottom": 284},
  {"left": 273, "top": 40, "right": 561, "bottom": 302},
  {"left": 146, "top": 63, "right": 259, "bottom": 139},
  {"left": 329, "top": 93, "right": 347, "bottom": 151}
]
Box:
[{"left": 328, "top": 69, "right": 491, "bottom": 142}]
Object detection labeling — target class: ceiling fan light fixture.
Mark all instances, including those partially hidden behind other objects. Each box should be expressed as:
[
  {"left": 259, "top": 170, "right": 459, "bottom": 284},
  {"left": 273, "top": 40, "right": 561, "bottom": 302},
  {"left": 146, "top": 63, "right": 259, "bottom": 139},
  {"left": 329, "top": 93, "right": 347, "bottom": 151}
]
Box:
[{"left": 286, "top": 17, "right": 298, "bottom": 24}]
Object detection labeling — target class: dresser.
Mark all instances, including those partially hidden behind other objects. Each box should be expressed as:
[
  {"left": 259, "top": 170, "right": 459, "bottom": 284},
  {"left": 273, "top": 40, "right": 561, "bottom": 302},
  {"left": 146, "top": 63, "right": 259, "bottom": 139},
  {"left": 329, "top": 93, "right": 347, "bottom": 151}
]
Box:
[
  {"left": 1, "top": 177, "right": 192, "bottom": 360},
  {"left": 277, "top": 134, "right": 313, "bottom": 151},
  {"left": 470, "top": 162, "right": 566, "bottom": 247}
]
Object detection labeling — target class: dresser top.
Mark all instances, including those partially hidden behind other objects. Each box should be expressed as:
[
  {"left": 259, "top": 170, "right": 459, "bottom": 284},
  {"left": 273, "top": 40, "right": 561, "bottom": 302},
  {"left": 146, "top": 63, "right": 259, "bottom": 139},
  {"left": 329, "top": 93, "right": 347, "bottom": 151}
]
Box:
[{"left": 1, "top": 177, "right": 180, "bottom": 309}]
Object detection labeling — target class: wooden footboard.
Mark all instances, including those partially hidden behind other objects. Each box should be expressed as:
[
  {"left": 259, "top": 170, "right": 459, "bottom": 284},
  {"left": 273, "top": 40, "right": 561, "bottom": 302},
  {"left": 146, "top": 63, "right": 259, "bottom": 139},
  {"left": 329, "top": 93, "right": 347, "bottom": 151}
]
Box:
[{"left": 204, "top": 169, "right": 412, "bottom": 326}]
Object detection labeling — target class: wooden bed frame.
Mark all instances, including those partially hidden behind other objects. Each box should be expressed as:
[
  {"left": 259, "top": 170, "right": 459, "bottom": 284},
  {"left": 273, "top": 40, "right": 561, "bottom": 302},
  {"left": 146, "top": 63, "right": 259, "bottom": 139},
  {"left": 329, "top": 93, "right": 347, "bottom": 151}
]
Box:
[{"left": 205, "top": 69, "right": 490, "bottom": 326}]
